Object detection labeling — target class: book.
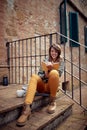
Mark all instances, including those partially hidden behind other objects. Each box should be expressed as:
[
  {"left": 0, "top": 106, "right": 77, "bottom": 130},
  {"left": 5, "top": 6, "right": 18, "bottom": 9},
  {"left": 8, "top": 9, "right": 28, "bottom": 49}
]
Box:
[{"left": 41, "top": 61, "right": 59, "bottom": 72}]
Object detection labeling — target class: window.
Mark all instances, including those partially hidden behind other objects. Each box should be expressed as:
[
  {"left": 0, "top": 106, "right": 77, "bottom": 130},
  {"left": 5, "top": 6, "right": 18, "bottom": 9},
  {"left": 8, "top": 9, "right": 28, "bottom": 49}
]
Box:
[
  {"left": 69, "top": 12, "right": 79, "bottom": 47},
  {"left": 59, "top": 1, "right": 67, "bottom": 44},
  {"left": 84, "top": 26, "right": 87, "bottom": 52}
]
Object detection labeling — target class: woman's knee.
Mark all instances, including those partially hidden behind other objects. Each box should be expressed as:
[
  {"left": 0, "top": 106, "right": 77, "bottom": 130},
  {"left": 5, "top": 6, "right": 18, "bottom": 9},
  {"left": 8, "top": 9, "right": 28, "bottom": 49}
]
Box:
[{"left": 49, "top": 70, "right": 59, "bottom": 78}]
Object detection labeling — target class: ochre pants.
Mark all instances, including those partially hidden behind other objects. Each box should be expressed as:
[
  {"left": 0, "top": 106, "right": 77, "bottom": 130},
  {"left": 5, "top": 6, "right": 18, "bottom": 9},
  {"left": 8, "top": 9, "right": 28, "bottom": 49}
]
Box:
[{"left": 25, "top": 70, "right": 59, "bottom": 104}]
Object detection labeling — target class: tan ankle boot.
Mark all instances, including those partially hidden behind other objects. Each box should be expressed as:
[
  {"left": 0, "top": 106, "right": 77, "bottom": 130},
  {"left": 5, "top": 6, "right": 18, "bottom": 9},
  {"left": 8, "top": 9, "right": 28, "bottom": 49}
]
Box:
[
  {"left": 47, "top": 97, "right": 56, "bottom": 114},
  {"left": 16, "top": 104, "right": 31, "bottom": 126}
]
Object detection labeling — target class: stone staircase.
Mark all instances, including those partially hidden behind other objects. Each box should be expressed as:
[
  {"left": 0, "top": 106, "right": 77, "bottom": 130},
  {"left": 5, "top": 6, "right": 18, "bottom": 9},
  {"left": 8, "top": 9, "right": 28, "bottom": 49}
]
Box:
[{"left": 0, "top": 85, "right": 73, "bottom": 130}]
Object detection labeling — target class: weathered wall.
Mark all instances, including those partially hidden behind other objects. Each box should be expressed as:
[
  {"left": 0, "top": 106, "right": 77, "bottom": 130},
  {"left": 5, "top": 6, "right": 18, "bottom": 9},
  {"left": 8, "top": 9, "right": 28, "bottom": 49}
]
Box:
[
  {"left": 0, "top": 0, "right": 87, "bottom": 86},
  {"left": 0, "top": 0, "right": 62, "bottom": 83},
  {"left": 4, "top": 0, "right": 61, "bottom": 40},
  {"left": 65, "top": 1, "right": 87, "bottom": 88}
]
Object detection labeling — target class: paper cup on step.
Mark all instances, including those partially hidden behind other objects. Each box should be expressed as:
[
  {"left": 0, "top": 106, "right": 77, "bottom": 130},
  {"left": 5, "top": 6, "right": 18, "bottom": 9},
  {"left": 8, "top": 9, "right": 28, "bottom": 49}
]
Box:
[{"left": 16, "top": 90, "right": 25, "bottom": 98}]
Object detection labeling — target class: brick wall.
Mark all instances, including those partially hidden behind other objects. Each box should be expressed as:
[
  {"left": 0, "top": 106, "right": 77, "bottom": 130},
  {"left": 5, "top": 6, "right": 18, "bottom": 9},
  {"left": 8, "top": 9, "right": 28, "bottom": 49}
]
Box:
[
  {"left": 0, "top": 0, "right": 87, "bottom": 85},
  {"left": 0, "top": 0, "right": 62, "bottom": 83}
]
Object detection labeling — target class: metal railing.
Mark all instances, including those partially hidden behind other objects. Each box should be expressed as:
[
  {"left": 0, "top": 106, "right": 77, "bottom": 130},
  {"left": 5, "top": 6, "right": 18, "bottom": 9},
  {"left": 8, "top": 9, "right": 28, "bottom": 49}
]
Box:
[
  {"left": 6, "top": 33, "right": 58, "bottom": 84},
  {"left": 0, "top": 32, "right": 87, "bottom": 111},
  {"left": 58, "top": 32, "right": 87, "bottom": 111}
]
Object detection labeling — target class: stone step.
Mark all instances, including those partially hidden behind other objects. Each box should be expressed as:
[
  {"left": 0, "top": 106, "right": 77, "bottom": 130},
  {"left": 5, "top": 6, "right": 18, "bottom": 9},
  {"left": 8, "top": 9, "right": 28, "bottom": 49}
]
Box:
[
  {"left": 0, "top": 93, "right": 50, "bottom": 126},
  {"left": 0, "top": 85, "right": 51, "bottom": 126},
  {"left": 0, "top": 97, "right": 73, "bottom": 130}
]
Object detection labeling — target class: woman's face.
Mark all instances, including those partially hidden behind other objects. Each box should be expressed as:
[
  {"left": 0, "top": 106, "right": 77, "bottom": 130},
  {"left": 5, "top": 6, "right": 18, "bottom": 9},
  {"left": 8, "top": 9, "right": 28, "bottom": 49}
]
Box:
[{"left": 50, "top": 47, "right": 58, "bottom": 61}]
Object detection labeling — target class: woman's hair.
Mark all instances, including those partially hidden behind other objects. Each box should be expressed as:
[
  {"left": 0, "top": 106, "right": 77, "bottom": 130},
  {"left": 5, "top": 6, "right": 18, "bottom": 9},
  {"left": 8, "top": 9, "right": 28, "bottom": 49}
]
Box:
[{"left": 49, "top": 44, "right": 61, "bottom": 62}]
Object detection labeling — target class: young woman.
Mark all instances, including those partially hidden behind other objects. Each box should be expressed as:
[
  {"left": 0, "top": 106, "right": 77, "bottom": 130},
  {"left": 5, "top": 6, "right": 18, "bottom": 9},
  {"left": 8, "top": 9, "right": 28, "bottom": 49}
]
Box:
[{"left": 16, "top": 43, "right": 64, "bottom": 126}]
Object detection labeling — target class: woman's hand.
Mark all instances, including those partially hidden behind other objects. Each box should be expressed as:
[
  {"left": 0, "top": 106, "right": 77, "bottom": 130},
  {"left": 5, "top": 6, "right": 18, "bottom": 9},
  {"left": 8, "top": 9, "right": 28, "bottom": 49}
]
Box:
[{"left": 46, "top": 62, "right": 53, "bottom": 71}]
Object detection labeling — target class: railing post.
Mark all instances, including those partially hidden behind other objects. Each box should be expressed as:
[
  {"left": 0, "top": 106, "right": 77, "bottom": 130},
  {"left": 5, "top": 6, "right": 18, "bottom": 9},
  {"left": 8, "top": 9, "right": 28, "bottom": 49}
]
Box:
[
  {"left": 79, "top": 45, "right": 82, "bottom": 106},
  {"left": 71, "top": 46, "right": 74, "bottom": 99},
  {"left": 6, "top": 42, "right": 10, "bottom": 84},
  {"left": 6, "top": 42, "right": 10, "bottom": 66},
  {"left": 50, "top": 34, "right": 52, "bottom": 45}
]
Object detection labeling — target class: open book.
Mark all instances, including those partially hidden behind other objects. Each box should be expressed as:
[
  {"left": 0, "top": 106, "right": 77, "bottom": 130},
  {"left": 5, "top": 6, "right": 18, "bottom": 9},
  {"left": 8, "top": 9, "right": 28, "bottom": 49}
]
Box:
[{"left": 41, "top": 61, "right": 59, "bottom": 72}]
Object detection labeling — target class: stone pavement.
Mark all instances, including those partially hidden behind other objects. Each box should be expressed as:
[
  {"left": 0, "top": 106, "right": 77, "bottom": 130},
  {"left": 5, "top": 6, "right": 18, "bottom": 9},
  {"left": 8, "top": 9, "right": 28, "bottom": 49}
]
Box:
[{"left": 56, "top": 86, "right": 87, "bottom": 130}]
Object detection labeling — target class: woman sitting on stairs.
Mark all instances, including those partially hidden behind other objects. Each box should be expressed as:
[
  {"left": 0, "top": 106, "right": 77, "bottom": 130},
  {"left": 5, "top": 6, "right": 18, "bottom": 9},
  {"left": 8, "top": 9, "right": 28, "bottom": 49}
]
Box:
[{"left": 16, "top": 43, "right": 64, "bottom": 126}]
